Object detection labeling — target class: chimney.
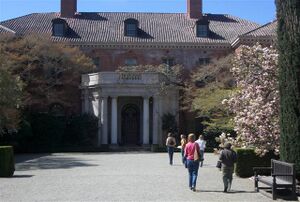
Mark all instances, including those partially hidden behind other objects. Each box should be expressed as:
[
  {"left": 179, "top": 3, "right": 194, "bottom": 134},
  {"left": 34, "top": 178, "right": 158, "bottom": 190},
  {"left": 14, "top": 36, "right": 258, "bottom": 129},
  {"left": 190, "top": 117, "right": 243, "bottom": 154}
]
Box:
[
  {"left": 187, "top": 0, "right": 202, "bottom": 19},
  {"left": 61, "top": 0, "right": 77, "bottom": 18}
]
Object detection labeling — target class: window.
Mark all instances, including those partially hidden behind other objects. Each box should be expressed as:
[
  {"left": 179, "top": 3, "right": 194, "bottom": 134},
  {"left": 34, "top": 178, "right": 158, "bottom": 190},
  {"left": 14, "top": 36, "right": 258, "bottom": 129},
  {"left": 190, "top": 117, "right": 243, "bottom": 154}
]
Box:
[
  {"left": 124, "top": 18, "right": 139, "bottom": 37},
  {"left": 162, "top": 58, "right": 175, "bottom": 67},
  {"left": 53, "top": 24, "right": 64, "bottom": 36},
  {"left": 52, "top": 18, "right": 67, "bottom": 37},
  {"left": 198, "top": 58, "right": 210, "bottom": 65},
  {"left": 49, "top": 103, "right": 65, "bottom": 117},
  {"left": 93, "top": 57, "right": 101, "bottom": 70},
  {"left": 125, "top": 58, "right": 137, "bottom": 66},
  {"left": 196, "top": 18, "right": 209, "bottom": 37},
  {"left": 197, "top": 24, "right": 208, "bottom": 37},
  {"left": 126, "top": 24, "right": 137, "bottom": 36}
]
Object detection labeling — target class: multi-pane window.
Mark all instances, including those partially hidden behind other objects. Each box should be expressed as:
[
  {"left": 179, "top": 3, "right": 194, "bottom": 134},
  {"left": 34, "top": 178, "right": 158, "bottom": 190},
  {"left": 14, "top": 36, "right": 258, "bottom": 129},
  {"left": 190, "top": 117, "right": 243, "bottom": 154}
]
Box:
[
  {"left": 126, "top": 23, "right": 137, "bottom": 37},
  {"left": 162, "top": 58, "right": 175, "bottom": 67},
  {"left": 198, "top": 58, "right": 210, "bottom": 65},
  {"left": 197, "top": 24, "right": 208, "bottom": 37},
  {"left": 93, "top": 57, "right": 101, "bottom": 70},
  {"left": 125, "top": 58, "right": 137, "bottom": 66},
  {"left": 53, "top": 23, "right": 64, "bottom": 36}
]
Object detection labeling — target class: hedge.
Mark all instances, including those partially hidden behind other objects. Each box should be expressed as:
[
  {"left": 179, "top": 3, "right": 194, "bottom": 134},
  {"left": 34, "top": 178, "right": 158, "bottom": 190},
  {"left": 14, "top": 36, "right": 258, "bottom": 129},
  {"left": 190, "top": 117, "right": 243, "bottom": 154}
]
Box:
[
  {"left": 0, "top": 146, "right": 15, "bottom": 177},
  {"left": 235, "top": 148, "right": 279, "bottom": 178}
]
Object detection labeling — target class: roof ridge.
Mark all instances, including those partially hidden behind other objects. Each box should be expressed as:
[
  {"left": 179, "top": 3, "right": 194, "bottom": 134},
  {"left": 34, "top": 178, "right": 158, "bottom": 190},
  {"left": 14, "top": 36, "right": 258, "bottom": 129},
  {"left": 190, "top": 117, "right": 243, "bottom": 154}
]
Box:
[
  {"left": 0, "top": 13, "right": 40, "bottom": 23},
  {"left": 242, "top": 20, "right": 276, "bottom": 36},
  {"left": 0, "top": 25, "right": 16, "bottom": 33}
]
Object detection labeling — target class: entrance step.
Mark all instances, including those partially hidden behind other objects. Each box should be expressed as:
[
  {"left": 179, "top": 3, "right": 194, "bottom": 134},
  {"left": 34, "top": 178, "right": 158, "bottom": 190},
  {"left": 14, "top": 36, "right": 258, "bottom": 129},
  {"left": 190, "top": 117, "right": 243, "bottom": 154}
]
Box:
[{"left": 109, "top": 145, "right": 151, "bottom": 152}]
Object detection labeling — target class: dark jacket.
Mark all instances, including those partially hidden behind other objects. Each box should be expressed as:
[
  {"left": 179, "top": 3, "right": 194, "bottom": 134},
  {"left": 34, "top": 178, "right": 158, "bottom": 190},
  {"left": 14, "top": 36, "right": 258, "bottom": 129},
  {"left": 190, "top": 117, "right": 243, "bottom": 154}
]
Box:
[{"left": 219, "top": 148, "right": 237, "bottom": 168}]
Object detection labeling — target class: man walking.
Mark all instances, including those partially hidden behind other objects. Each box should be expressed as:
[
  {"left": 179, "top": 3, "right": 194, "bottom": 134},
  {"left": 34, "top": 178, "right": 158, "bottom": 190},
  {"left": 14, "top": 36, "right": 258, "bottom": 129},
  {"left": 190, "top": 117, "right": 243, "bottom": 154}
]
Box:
[
  {"left": 219, "top": 142, "right": 237, "bottom": 192},
  {"left": 195, "top": 135, "right": 206, "bottom": 167}
]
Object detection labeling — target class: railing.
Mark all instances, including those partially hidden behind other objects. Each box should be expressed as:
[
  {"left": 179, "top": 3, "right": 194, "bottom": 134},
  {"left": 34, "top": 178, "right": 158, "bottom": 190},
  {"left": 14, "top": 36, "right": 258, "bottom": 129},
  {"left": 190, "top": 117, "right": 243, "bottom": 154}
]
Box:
[{"left": 82, "top": 72, "right": 167, "bottom": 86}]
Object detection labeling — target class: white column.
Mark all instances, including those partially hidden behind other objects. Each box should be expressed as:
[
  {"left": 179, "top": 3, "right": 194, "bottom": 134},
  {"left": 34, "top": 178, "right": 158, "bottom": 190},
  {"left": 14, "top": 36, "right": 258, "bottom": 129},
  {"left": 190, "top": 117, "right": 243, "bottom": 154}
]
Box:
[
  {"left": 143, "top": 96, "right": 150, "bottom": 145},
  {"left": 152, "top": 96, "right": 159, "bottom": 144},
  {"left": 111, "top": 96, "right": 118, "bottom": 145},
  {"left": 101, "top": 96, "right": 108, "bottom": 144}
]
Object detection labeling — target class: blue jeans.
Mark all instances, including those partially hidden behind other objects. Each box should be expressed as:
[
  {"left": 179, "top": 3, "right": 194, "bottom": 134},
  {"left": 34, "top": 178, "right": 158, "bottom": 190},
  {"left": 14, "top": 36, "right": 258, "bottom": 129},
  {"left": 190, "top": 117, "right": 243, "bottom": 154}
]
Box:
[
  {"left": 181, "top": 149, "right": 187, "bottom": 168},
  {"left": 187, "top": 159, "right": 200, "bottom": 188},
  {"left": 167, "top": 147, "right": 174, "bottom": 165}
]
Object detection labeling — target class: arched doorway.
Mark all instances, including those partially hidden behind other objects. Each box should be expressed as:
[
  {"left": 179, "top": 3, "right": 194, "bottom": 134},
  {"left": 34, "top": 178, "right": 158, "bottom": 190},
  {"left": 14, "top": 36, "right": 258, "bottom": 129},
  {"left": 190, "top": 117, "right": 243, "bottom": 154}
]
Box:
[{"left": 121, "top": 104, "right": 140, "bottom": 145}]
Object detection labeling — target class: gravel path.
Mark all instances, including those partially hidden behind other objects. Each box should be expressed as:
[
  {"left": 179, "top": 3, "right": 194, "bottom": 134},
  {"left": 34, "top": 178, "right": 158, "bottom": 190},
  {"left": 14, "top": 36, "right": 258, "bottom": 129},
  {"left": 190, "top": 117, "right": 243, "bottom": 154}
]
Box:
[{"left": 0, "top": 152, "right": 276, "bottom": 202}]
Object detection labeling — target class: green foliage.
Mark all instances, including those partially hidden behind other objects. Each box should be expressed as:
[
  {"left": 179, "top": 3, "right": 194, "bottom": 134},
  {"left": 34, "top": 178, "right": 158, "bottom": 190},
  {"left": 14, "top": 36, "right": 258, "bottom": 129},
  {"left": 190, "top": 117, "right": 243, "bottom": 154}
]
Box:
[
  {"left": 184, "top": 55, "right": 235, "bottom": 132},
  {"left": 276, "top": 0, "right": 300, "bottom": 177},
  {"left": 162, "top": 113, "right": 178, "bottom": 133},
  {"left": 235, "top": 148, "right": 279, "bottom": 178},
  {"left": 203, "top": 125, "right": 235, "bottom": 149},
  {"left": 2, "top": 113, "right": 99, "bottom": 152},
  {"left": 0, "top": 146, "right": 15, "bottom": 177},
  {"left": 0, "top": 69, "right": 23, "bottom": 134},
  {"left": 0, "top": 35, "right": 95, "bottom": 112},
  {"left": 64, "top": 114, "right": 99, "bottom": 146}
]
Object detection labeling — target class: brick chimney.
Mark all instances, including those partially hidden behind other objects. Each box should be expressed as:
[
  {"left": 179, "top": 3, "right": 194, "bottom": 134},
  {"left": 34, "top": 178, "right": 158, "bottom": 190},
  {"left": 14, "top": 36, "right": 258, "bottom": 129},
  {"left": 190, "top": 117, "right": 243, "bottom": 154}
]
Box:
[
  {"left": 187, "top": 0, "right": 203, "bottom": 19},
  {"left": 61, "top": 0, "right": 77, "bottom": 18}
]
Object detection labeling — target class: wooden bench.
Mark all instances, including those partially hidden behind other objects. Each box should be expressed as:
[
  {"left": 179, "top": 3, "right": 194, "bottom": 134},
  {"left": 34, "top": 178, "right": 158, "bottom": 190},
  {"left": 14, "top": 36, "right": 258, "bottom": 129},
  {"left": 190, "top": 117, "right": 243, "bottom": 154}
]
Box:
[{"left": 254, "top": 159, "right": 296, "bottom": 200}]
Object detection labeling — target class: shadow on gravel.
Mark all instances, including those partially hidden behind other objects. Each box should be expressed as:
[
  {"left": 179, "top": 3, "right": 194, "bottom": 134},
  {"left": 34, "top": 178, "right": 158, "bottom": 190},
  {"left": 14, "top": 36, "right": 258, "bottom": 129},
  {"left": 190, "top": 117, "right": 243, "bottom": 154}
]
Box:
[
  {"left": 11, "top": 175, "right": 34, "bottom": 178},
  {"left": 15, "top": 154, "right": 51, "bottom": 163},
  {"left": 15, "top": 156, "right": 98, "bottom": 171},
  {"left": 198, "top": 190, "right": 256, "bottom": 194}
]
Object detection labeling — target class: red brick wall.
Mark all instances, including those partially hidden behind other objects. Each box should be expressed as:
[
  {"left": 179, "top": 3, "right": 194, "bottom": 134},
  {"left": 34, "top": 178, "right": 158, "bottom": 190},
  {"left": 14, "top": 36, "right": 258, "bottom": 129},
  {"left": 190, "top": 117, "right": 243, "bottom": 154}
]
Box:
[
  {"left": 82, "top": 47, "right": 231, "bottom": 72},
  {"left": 61, "top": 0, "right": 77, "bottom": 18},
  {"left": 187, "top": 0, "right": 202, "bottom": 19}
]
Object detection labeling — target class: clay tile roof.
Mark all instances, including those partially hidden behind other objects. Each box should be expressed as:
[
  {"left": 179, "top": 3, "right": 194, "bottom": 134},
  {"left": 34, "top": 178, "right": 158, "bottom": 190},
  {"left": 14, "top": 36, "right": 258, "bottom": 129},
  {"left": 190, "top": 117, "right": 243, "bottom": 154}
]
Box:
[
  {"left": 243, "top": 20, "right": 277, "bottom": 37},
  {"left": 0, "top": 12, "right": 260, "bottom": 45},
  {"left": 0, "top": 24, "right": 16, "bottom": 35}
]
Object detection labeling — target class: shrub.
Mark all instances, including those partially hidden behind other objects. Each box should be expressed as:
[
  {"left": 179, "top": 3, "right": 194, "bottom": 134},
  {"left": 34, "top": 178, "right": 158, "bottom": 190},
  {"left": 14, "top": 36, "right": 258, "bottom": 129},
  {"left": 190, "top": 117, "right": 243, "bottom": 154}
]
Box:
[
  {"left": 235, "top": 148, "right": 279, "bottom": 178},
  {"left": 0, "top": 146, "right": 15, "bottom": 177},
  {"left": 64, "top": 114, "right": 98, "bottom": 146},
  {"left": 203, "top": 126, "right": 235, "bottom": 149}
]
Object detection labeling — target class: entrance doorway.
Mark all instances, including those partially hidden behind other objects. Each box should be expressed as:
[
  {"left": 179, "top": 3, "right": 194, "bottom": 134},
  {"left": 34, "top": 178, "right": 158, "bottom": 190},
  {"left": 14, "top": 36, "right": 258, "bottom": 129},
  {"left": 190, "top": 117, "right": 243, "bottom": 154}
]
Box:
[{"left": 121, "top": 104, "right": 140, "bottom": 145}]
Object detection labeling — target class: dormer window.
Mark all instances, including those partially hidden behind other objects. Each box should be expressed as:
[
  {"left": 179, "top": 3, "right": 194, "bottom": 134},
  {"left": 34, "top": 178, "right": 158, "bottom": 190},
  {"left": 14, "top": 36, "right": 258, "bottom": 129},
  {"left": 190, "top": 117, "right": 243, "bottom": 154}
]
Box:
[
  {"left": 196, "top": 18, "right": 209, "bottom": 37},
  {"left": 124, "top": 18, "right": 139, "bottom": 37},
  {"left": 52, "top": 18, "right": 68, "bottom": 37}
]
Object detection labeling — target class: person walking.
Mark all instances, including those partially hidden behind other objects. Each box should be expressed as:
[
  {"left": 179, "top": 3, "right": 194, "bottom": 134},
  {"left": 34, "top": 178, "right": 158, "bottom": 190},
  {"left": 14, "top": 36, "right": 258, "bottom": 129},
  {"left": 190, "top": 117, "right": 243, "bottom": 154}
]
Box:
[
  {"left": 180, "top": 134, "right": 187, "bottom": 167},
  {"left": 219, "top": 142, "right": 237, "bottom": 193},
  {"left": 166, "top": 132, "right": 176, "bottom": 165},
  {"left": 195, "top": 135, "right": 206, "bottom": 167},
  {"left": 184, "top": 133, "right": 200, "bottom": 191}
]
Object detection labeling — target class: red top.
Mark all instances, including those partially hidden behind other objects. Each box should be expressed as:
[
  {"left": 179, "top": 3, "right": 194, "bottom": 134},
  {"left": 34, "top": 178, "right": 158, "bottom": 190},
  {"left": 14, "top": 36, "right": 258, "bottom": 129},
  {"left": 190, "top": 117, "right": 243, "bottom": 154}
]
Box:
[{"left": 184, "top": 142, "right": 200, "bottom": 160}]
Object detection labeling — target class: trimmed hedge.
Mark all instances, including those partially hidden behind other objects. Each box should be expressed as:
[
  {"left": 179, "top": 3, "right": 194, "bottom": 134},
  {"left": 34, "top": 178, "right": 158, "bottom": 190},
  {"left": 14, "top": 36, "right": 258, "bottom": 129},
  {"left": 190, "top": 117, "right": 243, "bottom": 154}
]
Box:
[
  {"left": 235, "top": 148, "right": 279, "bottom": 178},
  {"left": 0, "top": 146, "right": 15, "bottom": 177}
]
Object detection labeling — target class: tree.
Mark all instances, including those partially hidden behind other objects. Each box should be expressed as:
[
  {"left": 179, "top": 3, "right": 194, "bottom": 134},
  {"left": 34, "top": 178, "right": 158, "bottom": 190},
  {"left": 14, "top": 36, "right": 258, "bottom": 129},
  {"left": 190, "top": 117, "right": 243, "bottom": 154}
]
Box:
[
  {"left": 0, "top": 69, "right": 22, "bottom": 134},
  {"left": 0, "top": 36, "right": 95, "bottom": 114},
  {"left": 223, "top": 44, "right": 279, "bottom": 155},
  {"left": 276, "top": 0, "right": 300, "bottom": 175},
  {"left": 183, "top": 55, "right": 235, "bottom": 131}
]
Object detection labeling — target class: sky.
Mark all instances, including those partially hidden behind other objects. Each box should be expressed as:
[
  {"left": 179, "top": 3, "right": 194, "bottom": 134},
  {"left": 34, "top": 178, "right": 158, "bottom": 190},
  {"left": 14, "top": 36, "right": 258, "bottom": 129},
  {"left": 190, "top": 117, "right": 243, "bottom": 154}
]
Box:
[{"left": 0, "top": 0, "right": 276, "bottom": 25}]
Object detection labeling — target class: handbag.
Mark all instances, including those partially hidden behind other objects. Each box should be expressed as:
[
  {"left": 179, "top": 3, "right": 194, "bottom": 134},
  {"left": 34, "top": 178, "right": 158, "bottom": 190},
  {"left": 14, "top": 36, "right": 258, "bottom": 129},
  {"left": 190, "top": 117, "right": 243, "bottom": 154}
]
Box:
[
  {"left": 216, "top": 160, "right": 222, "bottom": 168},
  {"left": 193, "top": 145, "right": 200, "bottom": 162}
]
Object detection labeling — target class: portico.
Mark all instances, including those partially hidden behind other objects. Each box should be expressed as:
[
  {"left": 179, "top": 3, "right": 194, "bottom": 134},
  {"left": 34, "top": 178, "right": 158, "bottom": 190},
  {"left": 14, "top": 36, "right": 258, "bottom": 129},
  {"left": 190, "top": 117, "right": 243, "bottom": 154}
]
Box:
[{"left": 81, "top": 72, "right": 179, "bottom": 147}]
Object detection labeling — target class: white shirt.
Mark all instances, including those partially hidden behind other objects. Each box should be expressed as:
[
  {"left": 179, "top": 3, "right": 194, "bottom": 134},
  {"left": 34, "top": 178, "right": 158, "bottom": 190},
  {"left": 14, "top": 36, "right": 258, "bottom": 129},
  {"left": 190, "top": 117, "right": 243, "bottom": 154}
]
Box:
[{"left": 196, "top": 139, "right": 206, "bottom": 151}]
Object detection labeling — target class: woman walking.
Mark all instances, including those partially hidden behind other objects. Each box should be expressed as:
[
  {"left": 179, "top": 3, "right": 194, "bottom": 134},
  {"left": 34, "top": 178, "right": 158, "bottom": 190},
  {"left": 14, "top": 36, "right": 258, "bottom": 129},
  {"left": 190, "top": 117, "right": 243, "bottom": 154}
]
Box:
[
  {"left": 166, "top": 132, "right": 176, "bottom": 165},
  {"left": 184, "top": 133, "right": 201, "bottom": 191},
  {"left": 180, "top": 134, "right": 187, "bottom": 167}
]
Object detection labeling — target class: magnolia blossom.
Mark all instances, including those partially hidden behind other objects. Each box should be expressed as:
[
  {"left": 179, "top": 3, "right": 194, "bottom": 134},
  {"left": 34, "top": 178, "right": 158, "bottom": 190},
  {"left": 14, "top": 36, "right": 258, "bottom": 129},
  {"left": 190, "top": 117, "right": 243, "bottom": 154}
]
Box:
[{"left": 224, "top": 44, "right": 279, "bottom": 156}]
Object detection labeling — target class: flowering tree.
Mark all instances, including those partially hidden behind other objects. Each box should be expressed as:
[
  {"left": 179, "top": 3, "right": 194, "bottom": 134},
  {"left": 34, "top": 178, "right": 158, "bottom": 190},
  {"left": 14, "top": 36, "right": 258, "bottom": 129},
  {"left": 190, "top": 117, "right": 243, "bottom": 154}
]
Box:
[{"left": 222, "top": 44, "right": 279, "bottom": 155}]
